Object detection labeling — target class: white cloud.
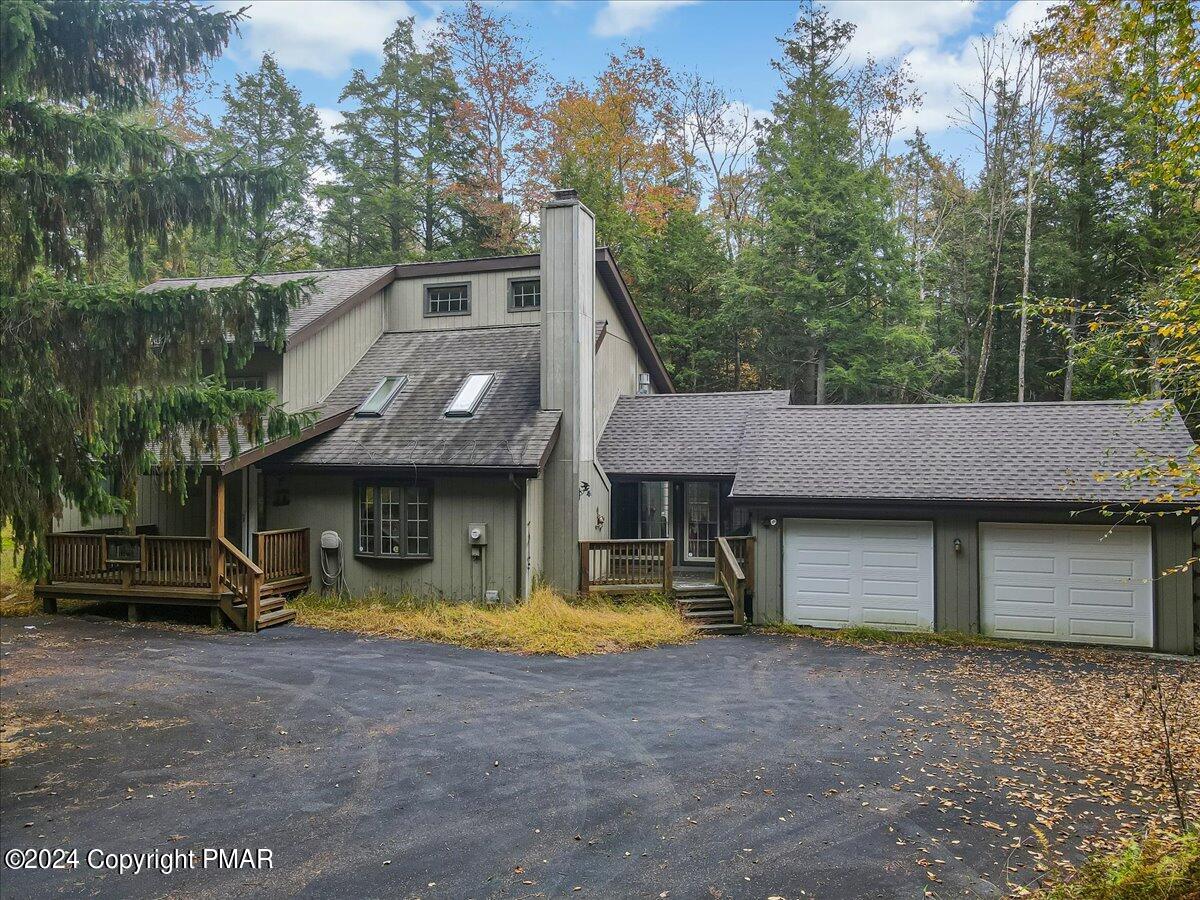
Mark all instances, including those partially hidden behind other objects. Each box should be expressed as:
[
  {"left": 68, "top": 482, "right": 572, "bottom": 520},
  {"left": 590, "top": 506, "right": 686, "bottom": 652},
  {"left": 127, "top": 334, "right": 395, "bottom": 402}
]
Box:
[
  {"left": 825, "top": 0, "right": 977, "bottom": 64},
  {"left": 591, "top": 0, "right": 699, "bottom": 38},
  {"left": 221, "top": 1, "right": 427, "bottom": 76},
  {"left": 316, "top": 107, "right": 343, "bottom": 140}
]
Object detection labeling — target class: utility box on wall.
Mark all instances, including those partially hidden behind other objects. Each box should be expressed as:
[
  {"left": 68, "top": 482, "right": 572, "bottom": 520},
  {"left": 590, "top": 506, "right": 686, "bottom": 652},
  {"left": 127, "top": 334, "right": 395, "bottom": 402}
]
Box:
[{"left": 468, "top": 523, "right": 488, "bottom": 546}]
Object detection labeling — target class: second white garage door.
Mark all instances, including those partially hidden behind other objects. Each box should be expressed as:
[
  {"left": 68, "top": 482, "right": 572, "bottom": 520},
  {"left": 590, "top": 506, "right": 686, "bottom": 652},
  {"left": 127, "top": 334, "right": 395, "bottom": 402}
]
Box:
[
  {"left": 783, "top": 519, "right": 935, "bottom": 630},
  {"left": 980, "top": 523, "right": 1154, "bottom": 647}
]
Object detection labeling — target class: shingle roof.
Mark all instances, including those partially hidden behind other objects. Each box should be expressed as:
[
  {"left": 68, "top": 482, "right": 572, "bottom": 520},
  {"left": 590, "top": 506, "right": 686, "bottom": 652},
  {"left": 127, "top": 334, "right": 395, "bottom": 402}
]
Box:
[
  {"left": 278, "top": 325, "right": 560, "bottom": 470},
  {"left": 144, "top": 266, "right": 395, "bottom": 341},
  {"left": 597, "top": 391, "right": 791, "bottom": 477},
  {"left": 731, "top": 400, "right": 1195, "bottom": 504}
]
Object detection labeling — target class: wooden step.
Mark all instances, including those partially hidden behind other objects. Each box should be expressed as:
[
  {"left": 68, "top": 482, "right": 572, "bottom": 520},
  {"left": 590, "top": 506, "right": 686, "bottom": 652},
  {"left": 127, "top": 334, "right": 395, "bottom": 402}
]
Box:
[
  {"left": 258, "top": 595, "right": 287, "bottom": 613},
  {"left": 682, "top": 607, "right": 734, "bottom": 620},
  {"left": 697, "top": 622, "right": 747, "bottom": 634},
  {"left": 256, "top": 607, "right": 296, "bottom": 629},
  {"left": 673, "top": 583, "right": 726, "bottom": 597},
  {"left": 677, "top": 597, "right": 733, "bottom": 609}
]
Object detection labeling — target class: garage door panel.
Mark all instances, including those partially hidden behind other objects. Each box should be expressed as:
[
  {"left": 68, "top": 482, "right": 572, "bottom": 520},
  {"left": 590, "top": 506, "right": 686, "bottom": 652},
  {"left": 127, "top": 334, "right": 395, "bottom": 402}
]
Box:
[
  {"left": 1069, "top": 587, "right": 1136, "bottom": 608},
  {"left": 861, "top": 607, "right": 921, "bottom": 628},
  {"left": 994, "top": 614, "right": 1057, "bottom": 635},
  {"left": 784, "top": 519, "right": 934, "bottom": 632},
  {"left": 862, "top": 550, "right": 918, "bottom": 568},
  {"left": 981, "top": 523, "right": 1152, "bottom": 648},
  {"left": 994, "top": 553, "right": 1057, "bottom": 575},
  {"left": 994, "top": 584, "right": 1056, "bottom": 604},
  {"left": 1068, "top": 557, "right": 1134, "bottom": 578},
  {"left": 1069, "top": 618, "right": 1135, "bottom": 640},
  {"left": 861, "top": 579, "right": 919, "bottom": 599}
]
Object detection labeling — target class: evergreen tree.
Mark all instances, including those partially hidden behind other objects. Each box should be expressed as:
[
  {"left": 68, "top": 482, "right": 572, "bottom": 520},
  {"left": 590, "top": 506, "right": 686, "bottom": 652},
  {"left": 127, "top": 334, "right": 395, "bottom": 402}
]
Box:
[
  {"left": 741, "top": 2, "right": 941, "bottom": 404},
  {"left": 209, "top": 53, "right": 324, "bottom": 271},
  {"left": 0, "top": 0, "right": 310, "bottom": 571},
  {"left": 326, "top": 18, "right": 472, "bottom": 262}
]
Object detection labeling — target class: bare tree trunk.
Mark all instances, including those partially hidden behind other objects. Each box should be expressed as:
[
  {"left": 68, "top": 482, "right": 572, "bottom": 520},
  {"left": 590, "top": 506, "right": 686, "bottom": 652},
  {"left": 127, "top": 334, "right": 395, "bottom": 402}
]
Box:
[
  {"left": 972, "top": 248, "right": 1004, "bottom": 402},
  {"left": 815, "top": 346, "right": 827, "bottom": 405},
  {"left": 1017, "top": 168, "right": 1035, "bottom": 402},
  {"left": 1063, "top": 301, "right": 1078, "bottom": 401}
]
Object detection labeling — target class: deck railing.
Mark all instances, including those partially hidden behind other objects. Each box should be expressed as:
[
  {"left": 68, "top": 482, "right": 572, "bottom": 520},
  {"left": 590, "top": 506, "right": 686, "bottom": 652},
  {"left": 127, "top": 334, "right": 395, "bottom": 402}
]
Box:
[
  {"left": 715, "top": 537, "right": 748, "bottom": 626},
  {"left": 721, "top": 536, "right": 755, "bottom": 594},
  {"left": 255, "top": 528, "right": 310, "bottom": 586},
  {"left": 46, "top": 533, "right": 119, "bottom": 584},
  {"left": 580, "top": 539, "right": 674, "bottom": 593},
  {"left": 219, "top": 537, "right": 262, "bottom": 629},
  {"left": 141, "top": 536, "right": 211, "bottom": 588}
]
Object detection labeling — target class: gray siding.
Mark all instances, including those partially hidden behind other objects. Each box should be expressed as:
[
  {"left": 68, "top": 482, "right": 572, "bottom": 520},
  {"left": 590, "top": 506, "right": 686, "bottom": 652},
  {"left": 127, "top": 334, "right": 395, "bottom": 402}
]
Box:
[
  {"left": 282, "top": 290, "right": 385, "bottom": 410},
  {"left": 55, "top": 475, "right": 206, "bottom": 535},
  {"left": 385, "top": 269, "right": 541, "bottom": 332},
  {"left": 523, "top": 473, "right": 544, "bottom": 595},
  {"left": 593, "top": 273, "right": 642, "bottom": 437},
  {"left": 264, "top": 472, "right": 523, "bottom": 599},
  {"left": 748, "top": 503, "right": 1195, "bottom": 654}
]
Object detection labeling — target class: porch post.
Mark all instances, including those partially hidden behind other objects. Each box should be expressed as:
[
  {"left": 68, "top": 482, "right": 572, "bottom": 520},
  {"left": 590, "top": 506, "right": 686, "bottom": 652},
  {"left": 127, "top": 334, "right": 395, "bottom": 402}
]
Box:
[{"left": 210, "top": 473, "right": 226, "bottom": 595}]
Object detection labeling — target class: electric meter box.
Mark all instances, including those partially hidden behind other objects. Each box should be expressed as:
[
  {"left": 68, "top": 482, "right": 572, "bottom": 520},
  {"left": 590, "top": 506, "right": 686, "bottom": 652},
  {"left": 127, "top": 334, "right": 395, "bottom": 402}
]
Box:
[{"left": 468, "top": 523, "right": 488, "bottom": 546}]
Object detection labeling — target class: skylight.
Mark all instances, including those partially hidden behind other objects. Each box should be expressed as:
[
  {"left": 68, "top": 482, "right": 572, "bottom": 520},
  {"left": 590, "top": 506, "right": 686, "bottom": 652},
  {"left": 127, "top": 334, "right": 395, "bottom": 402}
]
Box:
[
  {"left": 356, "top": 375, "right": 407, "bottom": 417},
  {"left": 444, "top": 373, "right": 495, "bottom": 418}
]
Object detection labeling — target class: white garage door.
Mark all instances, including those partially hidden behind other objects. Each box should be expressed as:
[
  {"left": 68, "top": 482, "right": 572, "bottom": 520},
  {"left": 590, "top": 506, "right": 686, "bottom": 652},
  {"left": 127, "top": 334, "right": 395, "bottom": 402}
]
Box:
[
  {"left": 980, "top": 523, "right": 1153, "bottom": 647},
  {"left": 783, "top": 519, "right": 935, "bottom": 630}
]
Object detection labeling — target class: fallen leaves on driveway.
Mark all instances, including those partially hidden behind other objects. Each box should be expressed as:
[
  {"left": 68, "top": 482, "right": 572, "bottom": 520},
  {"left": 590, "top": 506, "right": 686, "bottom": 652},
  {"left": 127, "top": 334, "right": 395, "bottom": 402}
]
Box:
[{"left": 944, "top": 654, "right": 1197, "bottom": 833}]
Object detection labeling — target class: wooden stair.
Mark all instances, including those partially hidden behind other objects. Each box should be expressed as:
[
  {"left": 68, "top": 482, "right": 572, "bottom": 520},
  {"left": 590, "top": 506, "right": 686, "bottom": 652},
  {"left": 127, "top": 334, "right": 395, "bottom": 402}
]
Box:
[
  {"left": 223, "top": 593, "right": 296, "bottom": 631},
  {"left": 675, "top": 583, "right": 746, "bottom": 634}
]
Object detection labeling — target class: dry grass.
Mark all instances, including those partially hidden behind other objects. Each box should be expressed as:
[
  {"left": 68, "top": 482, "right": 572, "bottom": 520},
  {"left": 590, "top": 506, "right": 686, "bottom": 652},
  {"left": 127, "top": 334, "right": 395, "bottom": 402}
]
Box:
[
  {"left": 762, "top": 622, "right": 1024, "bottom": 649},
  {"left": 0, "top": 525, "right": 38, "bottom": 617},
  {"left": 291, "top": 585, "right": 695, "bottom": 656},
  {"left": 1032, "top": 828, "right": 1199, "bottom": 899}
]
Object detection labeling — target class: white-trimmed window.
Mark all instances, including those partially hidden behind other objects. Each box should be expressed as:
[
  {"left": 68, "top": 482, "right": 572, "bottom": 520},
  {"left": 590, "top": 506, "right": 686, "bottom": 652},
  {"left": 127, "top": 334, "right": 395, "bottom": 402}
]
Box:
[
  {"left": 508, "top": 277, "right": 540, "bottom": 311},
  {"left": 425, "top": 283, "right": 470, "bottom": 316},
  {"left": 444, "top": 373, "right": 494, "bottom": 418},
  {"left": 356, "top": 482, "right": 433, "bottom": 559},
  {"left": 356, "top": 375, "right": 407, "bottom": 417}
]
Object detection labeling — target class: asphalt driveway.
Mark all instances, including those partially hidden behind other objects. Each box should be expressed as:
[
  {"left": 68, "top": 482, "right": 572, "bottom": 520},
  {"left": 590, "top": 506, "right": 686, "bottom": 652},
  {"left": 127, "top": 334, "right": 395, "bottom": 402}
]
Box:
[{"left": 0, "top": 614, "right": 1191, "bottom": 899}]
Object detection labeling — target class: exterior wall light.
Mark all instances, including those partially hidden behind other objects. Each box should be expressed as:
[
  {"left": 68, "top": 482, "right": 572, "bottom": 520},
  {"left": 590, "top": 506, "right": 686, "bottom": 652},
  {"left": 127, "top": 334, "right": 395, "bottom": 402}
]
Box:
[{"left": 953, "top": 537, "right": 963, "bottom": 554}]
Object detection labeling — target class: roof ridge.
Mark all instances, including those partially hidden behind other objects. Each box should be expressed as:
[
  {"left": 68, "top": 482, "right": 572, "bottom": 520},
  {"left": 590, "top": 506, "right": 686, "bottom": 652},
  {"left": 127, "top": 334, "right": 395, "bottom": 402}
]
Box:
[
  {"left": 767, "top": 399, "right": 1163, "bottom": 411},
  {"left": 150, "top": 264, "right": 395, "bottom": 283},
  {"left": 381, "top": 323, "right": 540, "bottom": 337},
  {"left": 622, "top": 389, "right": 789, "bottom": 398}
]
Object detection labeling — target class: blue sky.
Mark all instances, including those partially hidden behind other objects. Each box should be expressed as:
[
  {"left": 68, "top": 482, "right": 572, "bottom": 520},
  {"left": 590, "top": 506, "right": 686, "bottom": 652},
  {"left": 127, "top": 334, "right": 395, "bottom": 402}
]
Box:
[{"left": 203, "top": 1, "right": 1056, "bottom": 168}]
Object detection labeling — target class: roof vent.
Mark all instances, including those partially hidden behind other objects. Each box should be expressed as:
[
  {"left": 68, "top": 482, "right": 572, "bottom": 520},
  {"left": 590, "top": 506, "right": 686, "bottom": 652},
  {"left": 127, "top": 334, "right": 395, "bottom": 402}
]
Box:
[
  {"left": 551, "top": 188, "right": 578, "bottom": 202},
  {"left": 356, "top": 375, "right": 406, "bottom": 417},
  {"left": 445, "top": 373, "right": 495, "bottom": 418},
  {"left": 637, "top": 372, "right": 652, "bottom": 395}
]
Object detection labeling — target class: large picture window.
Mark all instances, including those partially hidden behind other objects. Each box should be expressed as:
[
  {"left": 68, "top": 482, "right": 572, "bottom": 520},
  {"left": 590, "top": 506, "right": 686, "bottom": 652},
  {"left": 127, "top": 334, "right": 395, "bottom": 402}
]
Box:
[{"left": 355, "top": 482, "right": 433, "bottom": 559}]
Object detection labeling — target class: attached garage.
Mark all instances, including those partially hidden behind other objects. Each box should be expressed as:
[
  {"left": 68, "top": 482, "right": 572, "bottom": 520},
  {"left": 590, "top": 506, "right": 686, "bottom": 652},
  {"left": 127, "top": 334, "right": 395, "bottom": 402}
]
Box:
[
  {"left": 783, "top": 519, "right": 934, "bottom": 630},
  {"left": 980, "top": 523, "right": 1154, "bottom": 648}
]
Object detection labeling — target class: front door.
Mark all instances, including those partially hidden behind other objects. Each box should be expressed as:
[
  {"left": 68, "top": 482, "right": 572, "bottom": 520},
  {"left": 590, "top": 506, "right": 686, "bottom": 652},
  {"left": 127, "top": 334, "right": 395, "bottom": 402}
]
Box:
[{"left": 684, "top": 482, "right": 719, "bottom": 562}]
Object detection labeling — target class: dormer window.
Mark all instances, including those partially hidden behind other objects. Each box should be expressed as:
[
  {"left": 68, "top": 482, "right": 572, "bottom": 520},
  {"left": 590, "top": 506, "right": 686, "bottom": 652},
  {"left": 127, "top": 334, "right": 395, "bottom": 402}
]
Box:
[
  {"left": 444, "top": 373, "right": 494, "bottom": 418},
  {"left": 425, "top": 282, "right": 470, "bottom": 316},
  {"left": 356, "top": 375, "right": 407, "bottom": 417},
  {"left": 508, "top": 277, "right": 540, "bottom": 311}
]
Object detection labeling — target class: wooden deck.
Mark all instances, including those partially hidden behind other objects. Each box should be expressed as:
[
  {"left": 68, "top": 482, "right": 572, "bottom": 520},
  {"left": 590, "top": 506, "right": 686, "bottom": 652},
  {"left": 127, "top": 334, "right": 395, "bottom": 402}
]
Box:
[
  {"left": 36, "top": 528, "right": 311, "bottom": 632},
  {"left": 579, "top": 536, "right": 754, "bottom": 633}
]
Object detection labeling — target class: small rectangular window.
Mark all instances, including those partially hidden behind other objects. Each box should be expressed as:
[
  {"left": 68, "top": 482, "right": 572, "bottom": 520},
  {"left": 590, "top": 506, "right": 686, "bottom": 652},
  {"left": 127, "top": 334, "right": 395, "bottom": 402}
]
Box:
[
  {"left": 425, "top": 283, "right": 470, "bottom": 316},
  {"left": 356, "top": 375, "right": 406, "bottom": 417},
  {"left": 355, "top": 482, "right": 433, "bottom": 559},
  {"left": 229, "top": 376, "right": 264, "bottom": 390},
  {"left": 445, "top": 373, "right": 494, "bottom": 417},
  {"left": 508, "top": 277, "right": 540, "bottom": 311},
  {"left": 357, "top": 486, "right": 375, "bottom": 553},
  {"left": 379, "top": 486, "right": 403, "bottom": 556},
  {"left": 406, "top": 486, "right": 430, "bottom": 557}
]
